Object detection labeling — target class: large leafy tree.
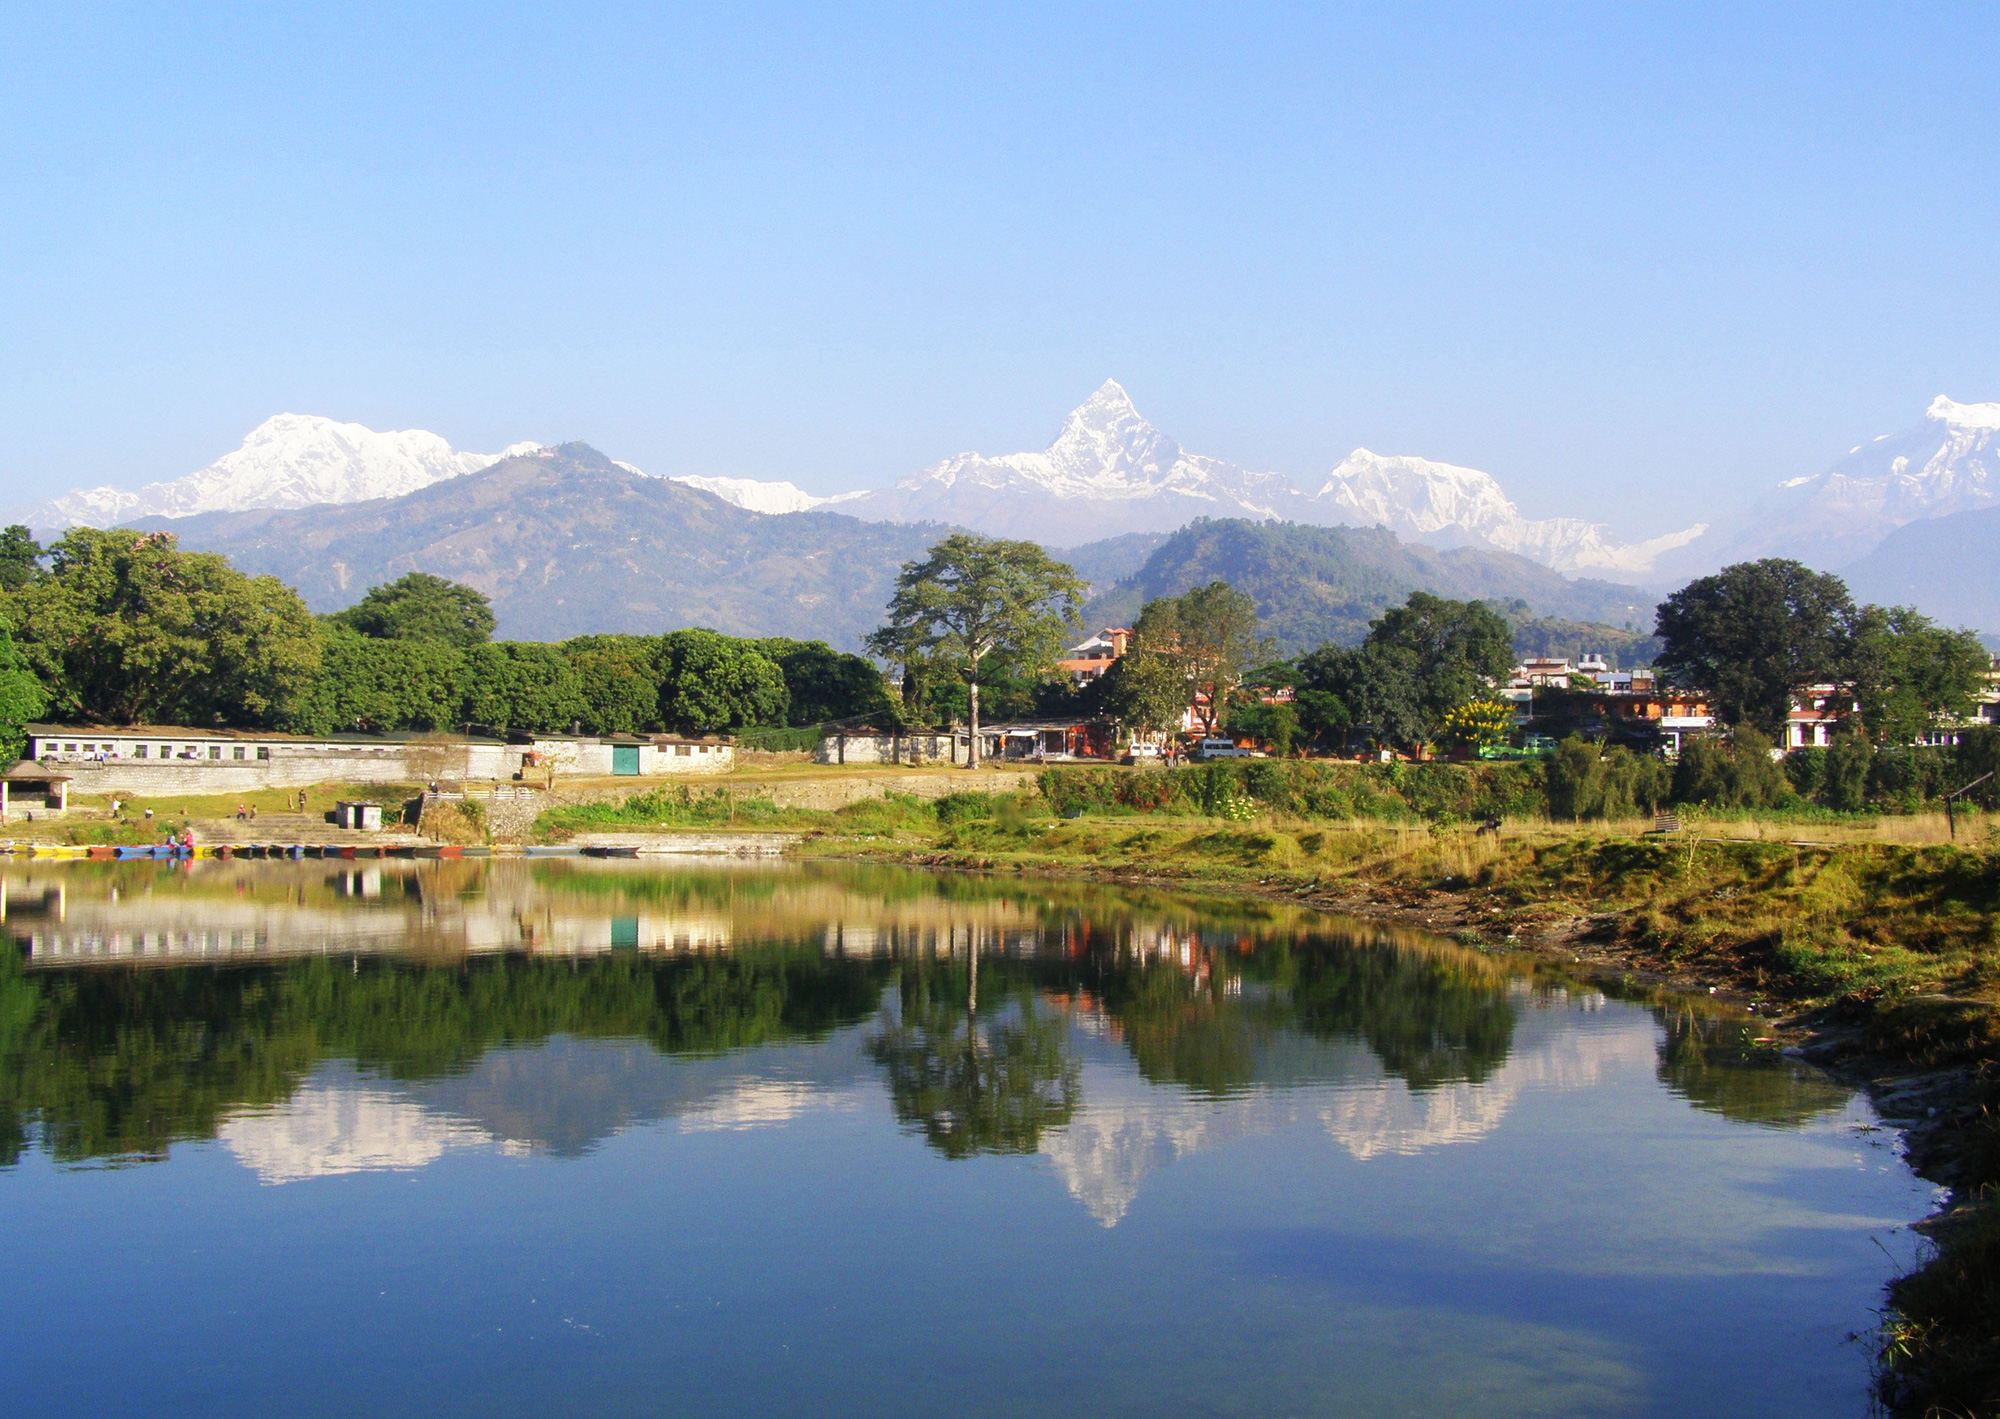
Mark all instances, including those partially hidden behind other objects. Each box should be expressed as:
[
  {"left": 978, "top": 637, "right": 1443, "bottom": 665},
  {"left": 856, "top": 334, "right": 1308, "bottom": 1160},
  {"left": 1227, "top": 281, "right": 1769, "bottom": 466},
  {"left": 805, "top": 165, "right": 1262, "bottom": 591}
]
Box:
[
  {"left": 331, "top": 571, "right": 496, "bottom": 650},
  {"left": 1126, "top": 581, "right": 1264, "bottom": 737},
  {"left": 463, "top": 642, "right": 590, "bottom": 734},
  {"left": 1844, "top": 604, "right": 1988, "bottom": 747},
  {"left": 0, "top": 618, "right": 48, "bottom": 759},
  {"left": 867, "top": 534, "right": 1084, "bottom": 767},
  {"left": 755, "top": 638, "right": 894, "bottom": 726},
  {"left": 1654, "top": 560, "right": 1853, "bottom": 735},
  {"left": 657, "top": 629, "right": 788, "bottom": 734},
  {"left": 1099, "top": 640, "right": 1191, "bottom": 735},
  {"left": 6, "top": 528, "right": 320, "bottom": 727},
  {"left": 1301, "top": 593, "right": 1513, "bottom": 754},
  {"left": 285, "top": 627, "right": 469, "bottom": 735},
  {"left": 0, "top": 526, "right": 43, "bottom": 592},
  {"left": 568, "top": 644, "right": 664, "bottom": 734}
]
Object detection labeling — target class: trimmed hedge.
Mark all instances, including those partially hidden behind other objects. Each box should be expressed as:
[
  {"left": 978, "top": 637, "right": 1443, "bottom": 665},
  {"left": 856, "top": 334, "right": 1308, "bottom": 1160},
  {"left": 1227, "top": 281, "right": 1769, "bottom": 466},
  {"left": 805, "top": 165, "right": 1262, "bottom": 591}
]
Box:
[{"left": 732, "top": 725, "right": 824, "bottom": 753}]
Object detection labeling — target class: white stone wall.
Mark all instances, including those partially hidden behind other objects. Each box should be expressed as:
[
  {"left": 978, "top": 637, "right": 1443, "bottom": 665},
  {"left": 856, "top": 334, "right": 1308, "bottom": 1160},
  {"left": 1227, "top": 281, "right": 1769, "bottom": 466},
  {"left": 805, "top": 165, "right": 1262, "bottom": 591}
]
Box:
[
  {"left": 527, "top": 739, "right": 733, "bottom": 776},
  {"left": 816, "top": 732, "right": 967, "bottom": 766}
]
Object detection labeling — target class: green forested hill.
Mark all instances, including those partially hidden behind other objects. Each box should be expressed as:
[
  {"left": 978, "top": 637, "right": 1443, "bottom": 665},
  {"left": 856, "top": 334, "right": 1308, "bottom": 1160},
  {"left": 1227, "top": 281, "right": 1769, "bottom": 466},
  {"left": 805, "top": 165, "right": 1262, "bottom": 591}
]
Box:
[
  {"left": 1083, "top": 518, "right": 1660, "bottom": 653},
  {"left": 140, "top": 444, "right": 950, "bottom": 649}
]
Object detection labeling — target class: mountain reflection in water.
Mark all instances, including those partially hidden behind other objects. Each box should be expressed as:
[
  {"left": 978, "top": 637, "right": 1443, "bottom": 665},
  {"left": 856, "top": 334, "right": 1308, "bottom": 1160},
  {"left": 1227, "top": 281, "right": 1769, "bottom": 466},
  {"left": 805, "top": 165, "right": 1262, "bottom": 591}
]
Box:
[{"left": 0, "top": 858, "right": 1850, "bottom": 1209}]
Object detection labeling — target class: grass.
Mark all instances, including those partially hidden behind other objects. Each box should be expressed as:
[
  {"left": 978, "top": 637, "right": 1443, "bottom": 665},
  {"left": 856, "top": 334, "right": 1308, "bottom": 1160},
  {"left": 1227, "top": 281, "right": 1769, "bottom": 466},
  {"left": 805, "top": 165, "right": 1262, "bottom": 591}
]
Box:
[{"left": 32, "top": 784, "right": 428, "bottom": 845}]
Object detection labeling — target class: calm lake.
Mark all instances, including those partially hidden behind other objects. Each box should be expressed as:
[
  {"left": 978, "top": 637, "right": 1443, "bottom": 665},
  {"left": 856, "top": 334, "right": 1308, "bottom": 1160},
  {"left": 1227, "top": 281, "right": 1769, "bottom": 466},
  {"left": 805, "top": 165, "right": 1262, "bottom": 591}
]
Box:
[{"left": 0, "top": 858, "right": 1932, "bottom": 1417}]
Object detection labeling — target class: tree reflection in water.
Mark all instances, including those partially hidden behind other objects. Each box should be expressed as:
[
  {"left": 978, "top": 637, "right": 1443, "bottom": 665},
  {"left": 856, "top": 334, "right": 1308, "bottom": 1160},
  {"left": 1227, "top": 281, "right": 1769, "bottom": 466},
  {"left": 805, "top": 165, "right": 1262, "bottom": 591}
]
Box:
[
  {"left": 867, "top": 951, "right": 1080, "bottom": 1160},
  {"left": 0, "top": 860, "right": 1854, "bottom": 1173}
]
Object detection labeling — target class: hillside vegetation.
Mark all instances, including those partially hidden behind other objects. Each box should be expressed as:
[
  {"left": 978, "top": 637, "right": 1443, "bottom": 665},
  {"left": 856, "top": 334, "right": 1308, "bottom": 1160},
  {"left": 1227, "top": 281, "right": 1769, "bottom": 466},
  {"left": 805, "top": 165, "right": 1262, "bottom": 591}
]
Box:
[{"left": 1082, "top": 517, "right": 1655, "bottom": 653}]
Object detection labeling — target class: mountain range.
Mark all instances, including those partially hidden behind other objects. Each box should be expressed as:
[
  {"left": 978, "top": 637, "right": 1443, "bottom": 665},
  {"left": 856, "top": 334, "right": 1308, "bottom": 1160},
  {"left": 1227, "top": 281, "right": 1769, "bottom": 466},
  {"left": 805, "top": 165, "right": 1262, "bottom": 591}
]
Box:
[
  {"left": 12, "top": 382, "right": 1705, "bottom": 581},
  {"left": 17, "top": 381, "right": 2000, "bottom": 632},
  {"left": 1081, "top": 518, "right": 1653, "bottom": 656},
  {"left": 135, "top": 444, "right": 949, "bottom": 646},
  {"left": 1666, "top": 394, "right": 2000, "bottom": 578},
  {"left": 131, "top": 443, "right": 1655, "bottom": 651},
  {"left": 21, "top": 414, "right": 545, "bottom": 529}
]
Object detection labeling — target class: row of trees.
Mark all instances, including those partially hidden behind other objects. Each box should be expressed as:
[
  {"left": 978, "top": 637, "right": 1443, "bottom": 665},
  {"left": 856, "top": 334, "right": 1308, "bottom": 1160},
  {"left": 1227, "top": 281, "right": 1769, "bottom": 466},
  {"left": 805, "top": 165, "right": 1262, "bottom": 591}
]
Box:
[
  {"left": 0, "top": 528, "right": 892, "bottom": 744},
  {"left": 1655, "top": 558, "right": 1990, "bottom": 743}
]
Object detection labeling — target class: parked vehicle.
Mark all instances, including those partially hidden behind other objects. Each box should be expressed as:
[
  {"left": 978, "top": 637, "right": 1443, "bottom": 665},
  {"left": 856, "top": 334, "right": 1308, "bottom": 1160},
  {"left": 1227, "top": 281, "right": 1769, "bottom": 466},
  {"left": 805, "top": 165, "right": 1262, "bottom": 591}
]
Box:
[{"left": 1195, "top": 738, "right": 1251, "bottom": 760}]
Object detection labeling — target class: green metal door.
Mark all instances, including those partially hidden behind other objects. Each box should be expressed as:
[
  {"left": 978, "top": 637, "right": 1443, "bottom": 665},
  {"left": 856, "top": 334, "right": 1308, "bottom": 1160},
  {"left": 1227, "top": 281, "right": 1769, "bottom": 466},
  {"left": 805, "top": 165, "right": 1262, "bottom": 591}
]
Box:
[{"left": 612, "top": 745, "right": 640, "bottom": 776}]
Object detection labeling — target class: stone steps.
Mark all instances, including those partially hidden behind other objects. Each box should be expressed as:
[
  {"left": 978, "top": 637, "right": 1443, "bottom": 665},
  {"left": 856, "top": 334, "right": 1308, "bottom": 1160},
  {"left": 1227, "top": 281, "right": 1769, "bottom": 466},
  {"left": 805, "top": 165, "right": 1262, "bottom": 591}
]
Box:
[{"left": 183, "top": 813, "right": 425, "bottom": 846}]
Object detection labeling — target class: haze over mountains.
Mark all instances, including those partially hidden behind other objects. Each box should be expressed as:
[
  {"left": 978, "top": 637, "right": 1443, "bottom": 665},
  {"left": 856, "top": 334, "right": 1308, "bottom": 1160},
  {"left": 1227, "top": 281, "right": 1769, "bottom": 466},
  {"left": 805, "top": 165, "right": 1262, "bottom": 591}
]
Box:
[{"left": 16, "top": 380, "right": 2000, "bottom": 635}]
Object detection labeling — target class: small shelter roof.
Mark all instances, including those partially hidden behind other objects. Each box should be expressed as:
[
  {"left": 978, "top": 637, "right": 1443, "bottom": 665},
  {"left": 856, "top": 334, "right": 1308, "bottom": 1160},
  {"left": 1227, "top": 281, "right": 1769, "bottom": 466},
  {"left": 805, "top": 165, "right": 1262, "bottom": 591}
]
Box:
[{"left": 6, "top": 761, "right": 73, "bottom": 783}]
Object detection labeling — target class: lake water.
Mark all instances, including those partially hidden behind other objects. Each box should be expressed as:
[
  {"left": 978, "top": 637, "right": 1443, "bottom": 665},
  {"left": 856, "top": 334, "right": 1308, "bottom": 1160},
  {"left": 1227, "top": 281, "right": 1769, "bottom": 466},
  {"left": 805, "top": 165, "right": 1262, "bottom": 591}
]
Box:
[{"left": 0, "top": 858, "right": 1932, "bottom": 1417}]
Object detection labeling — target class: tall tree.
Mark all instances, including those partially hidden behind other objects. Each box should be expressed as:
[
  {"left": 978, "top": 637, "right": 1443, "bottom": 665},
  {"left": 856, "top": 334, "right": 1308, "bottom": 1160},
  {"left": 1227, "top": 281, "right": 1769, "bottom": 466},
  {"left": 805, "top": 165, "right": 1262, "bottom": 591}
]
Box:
[
  {"left": 0, "top": 526, "right": 44, "bottom": 592},
  {"left": 462, "top": 642, "right": 589, "bottom": 734},
  {"left": 1302, "top": 593, "right": 1513, "bottom": 754},
  {"left": 331, "top": 571, "right": 495, "bottom": 650},
  {"left": 1654, "top": 560, "right": 1853, "bottom": 735},
  {"left": 656, "top": 629, "right": 788, "bottom": 733},
  {"left": 285, "top": 627, "right": 469, "bottom": 735},
  {"left": 0, "top": 618, "right": 48, "bottom": 759},
  {"left": 1098, "top": 639, "right": 1191, "bottom": 735},
  {"left": 867, "top": 534, "right": 1084, "bottom": 768},
  {"left": 5, "top": 528, "right": 320, "bottom": 727},
  {"left": 568, "top": 645, "right": 664, "bottom": 734},
  {"left": 1128, "top": 581, "right": 1264, "bottom": 737},
  {"left": 1844, "top": 604, "right": 1988, "bottom": 747}
]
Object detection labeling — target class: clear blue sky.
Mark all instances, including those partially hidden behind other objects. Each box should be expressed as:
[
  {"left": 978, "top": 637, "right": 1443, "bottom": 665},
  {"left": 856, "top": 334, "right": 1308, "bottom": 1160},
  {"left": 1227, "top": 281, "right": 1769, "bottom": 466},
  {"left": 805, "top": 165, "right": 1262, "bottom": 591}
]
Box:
[{"left": 2, "top": 3, "right": 1995, "bottom": 537}]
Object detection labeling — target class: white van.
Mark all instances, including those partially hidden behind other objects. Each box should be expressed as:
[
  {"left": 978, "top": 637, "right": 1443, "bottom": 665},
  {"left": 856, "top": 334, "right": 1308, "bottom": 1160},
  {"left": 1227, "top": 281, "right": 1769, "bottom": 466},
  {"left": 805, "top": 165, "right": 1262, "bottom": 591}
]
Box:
[{"left": 1196, "top": 738, "right": 1250, "bottom": 760}]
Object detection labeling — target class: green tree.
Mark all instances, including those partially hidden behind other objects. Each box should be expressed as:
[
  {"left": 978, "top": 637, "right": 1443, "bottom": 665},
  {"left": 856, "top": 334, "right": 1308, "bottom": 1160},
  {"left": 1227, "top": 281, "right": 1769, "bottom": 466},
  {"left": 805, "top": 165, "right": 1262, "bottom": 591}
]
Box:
[
  {"left": 866, "top": 964, "right": 1080, "bottom": 1159},
  {"left": 657, "top": 629, "right": 788, "bottom": 733},
  {"left": 1098, "top": 636, "right": 1190, "bottom": 735},
  {"left": 1845, "top": 605, "right": 1988, "bottom": 747},
  {"left": 285, "top": 627, "right": 469, "bottom": 735},
  {"left": 1145, "top": 581, "right": 1265, "bottom": 737},
  {"left": 755, "top": 637, "right": 894, "bottom": 725},
  {"left": 867, "top": 534, "right": 1084, "bottom": 768},
  {"left": 0, "top": 526, "right": 44, "bottom": 591},
  {"left": 462, "top": 642, "right": 589, "bottom": 734},
  {"left": 565, "top": 643, "right": 663, "bottom": 734},
  {"left": 1655, "top": 560, "right": 1853, "bottom": 735},
  {"left": 331, "top": 571, "right": 496, "bottom": 650},
  {"left": 1822, "top": 721, "right": 1873, "bottom": 811},
  {"left": 0, "top": 618, "right": 48, "bottom": 760},
  {"left": 5, "top": 528, "right": 320, "bottom": 726},
  {"left": 1301, "top": 593, "right": 1512, "bottom": 755},
  {"left": 1228, "top": 700, "right": 1299, "bottom": 756},
  {"left": 1671, "top": 727, "right": 1790, "bottom": 809}
]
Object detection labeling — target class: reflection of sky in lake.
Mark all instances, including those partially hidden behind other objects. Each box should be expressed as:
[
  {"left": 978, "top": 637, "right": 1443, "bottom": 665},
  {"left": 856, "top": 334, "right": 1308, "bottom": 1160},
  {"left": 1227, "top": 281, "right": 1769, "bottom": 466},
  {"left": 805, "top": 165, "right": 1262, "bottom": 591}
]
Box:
[{"left": 0, "top": 860, "right": 1936, "bottom": 1418}]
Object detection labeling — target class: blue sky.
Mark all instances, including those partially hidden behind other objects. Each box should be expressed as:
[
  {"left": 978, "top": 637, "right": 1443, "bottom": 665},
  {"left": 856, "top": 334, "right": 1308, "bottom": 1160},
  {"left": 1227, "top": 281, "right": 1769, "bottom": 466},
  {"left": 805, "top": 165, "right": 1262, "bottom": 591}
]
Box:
[{"left": 2, "top": 3, "right": 1995, "bottom": 535}]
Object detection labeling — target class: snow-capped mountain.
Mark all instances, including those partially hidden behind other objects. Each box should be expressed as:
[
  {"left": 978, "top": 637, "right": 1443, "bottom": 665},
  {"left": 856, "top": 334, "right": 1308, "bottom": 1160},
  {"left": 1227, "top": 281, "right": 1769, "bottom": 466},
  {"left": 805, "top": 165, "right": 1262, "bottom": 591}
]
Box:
[
  {"left": 17, "top": 414, "right": 542, "bottom": 533},
  {"left": 1682, "top": 394, "right": 2000, "bottom": 573},
  {"left": 840, "top": 379, "right": 1297, "bottom": 542},
  {"left": 1655, "top": 394, "right": 2000, "bottom": 579},
  {"left": 1308, "top": 449, "right": 1707, "bottom": 578},
  {"left": 837, "top": 379, "right": 1695, "bottom": 576},
  {"left": 668, "top": 474, "right": 859, "bottom": 515}
]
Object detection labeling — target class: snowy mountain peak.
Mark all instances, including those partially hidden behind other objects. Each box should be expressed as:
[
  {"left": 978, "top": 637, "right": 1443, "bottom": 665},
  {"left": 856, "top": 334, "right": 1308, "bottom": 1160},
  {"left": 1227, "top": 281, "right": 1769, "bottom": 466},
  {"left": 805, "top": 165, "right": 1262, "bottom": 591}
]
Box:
[
  {"left": 17, "top": 415, "right": 540, "bottom": 533},
  {"left": 1312, "top": 449, "right": 1705, "bottom": 577},
  {"left": 1928, "top": 394, "right": 2000, "bottom": 431},
  {"left": 670, "top": 474, "right": 858, "bottom": 515},
  {"left": 1043, "top": 379, "right": 1179, "bottom": 490}
]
